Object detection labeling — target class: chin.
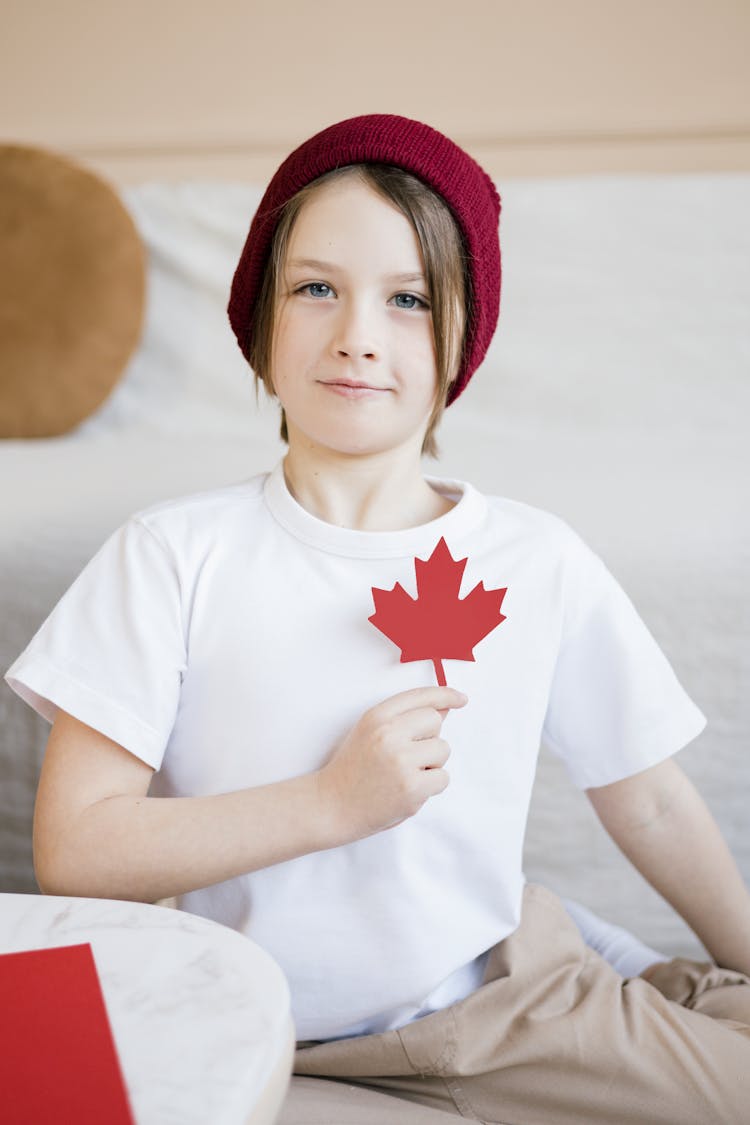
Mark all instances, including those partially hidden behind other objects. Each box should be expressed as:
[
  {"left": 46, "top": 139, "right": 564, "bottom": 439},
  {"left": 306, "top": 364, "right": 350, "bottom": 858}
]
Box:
[
  {"left": 325, "top": 438, "right": 396, "bottom": 458},
  {"left": 286, "top": 412, "right": 428, "bottom": 460}
]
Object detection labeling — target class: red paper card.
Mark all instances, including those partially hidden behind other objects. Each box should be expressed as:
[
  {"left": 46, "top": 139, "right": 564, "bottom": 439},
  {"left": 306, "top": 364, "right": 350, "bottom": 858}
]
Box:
[{"left": 0, "top": 942, "right": 135, "bottom": 1125}]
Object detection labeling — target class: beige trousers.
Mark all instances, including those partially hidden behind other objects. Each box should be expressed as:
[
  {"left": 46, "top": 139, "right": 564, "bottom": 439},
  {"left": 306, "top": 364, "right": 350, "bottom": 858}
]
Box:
[{"left": 283, "top": 884, "right": 750, "bottom": 1124}]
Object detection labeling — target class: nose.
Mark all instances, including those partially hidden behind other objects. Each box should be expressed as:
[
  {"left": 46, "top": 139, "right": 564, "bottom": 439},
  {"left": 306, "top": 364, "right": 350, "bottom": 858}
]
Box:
[{"left": 331, "top": 297, "right": 379, "bottom": 361}]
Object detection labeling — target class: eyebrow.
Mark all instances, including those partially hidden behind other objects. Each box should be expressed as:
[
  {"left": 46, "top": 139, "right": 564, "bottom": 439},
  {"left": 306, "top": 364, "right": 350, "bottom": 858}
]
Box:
[{"left": 286, "top": 258, "right": 426, "bottom": 285}]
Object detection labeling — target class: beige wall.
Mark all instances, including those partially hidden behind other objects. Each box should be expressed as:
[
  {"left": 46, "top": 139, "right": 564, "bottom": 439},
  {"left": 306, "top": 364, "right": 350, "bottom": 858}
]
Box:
[{"left": 2, "top": 0, "right": 749, "bottom": 183}]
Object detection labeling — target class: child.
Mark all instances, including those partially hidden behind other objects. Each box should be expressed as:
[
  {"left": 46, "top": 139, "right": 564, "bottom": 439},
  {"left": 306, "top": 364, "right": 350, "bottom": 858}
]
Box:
[{"left": 6, "top": 115, "right": 750, "bottom": 1123}]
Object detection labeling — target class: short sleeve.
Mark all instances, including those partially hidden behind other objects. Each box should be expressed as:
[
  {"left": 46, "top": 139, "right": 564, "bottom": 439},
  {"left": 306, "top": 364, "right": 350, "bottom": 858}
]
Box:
[
  {"left": 541, "top": 534, "right": 706, "bottom": 789},
  {"left": 4, "top": 517, "right": 187, "bottom": 770}
]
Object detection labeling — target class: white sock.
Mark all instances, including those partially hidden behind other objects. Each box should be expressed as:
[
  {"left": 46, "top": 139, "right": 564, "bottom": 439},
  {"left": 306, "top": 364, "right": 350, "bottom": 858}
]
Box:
[{"left": 562, "top": 897, "right": 670, "bottom": 978}]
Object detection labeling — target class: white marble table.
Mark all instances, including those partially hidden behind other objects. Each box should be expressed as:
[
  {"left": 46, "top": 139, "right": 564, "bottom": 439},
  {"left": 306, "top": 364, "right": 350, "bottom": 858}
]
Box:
[{"left": 0, "top": 893, "right": 295, "bottom": 1125}]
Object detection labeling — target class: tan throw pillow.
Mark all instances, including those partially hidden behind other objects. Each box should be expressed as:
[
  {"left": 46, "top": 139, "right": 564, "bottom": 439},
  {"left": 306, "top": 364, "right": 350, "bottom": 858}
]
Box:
[{"left": 0, "top": 144, "right": 146, "bottom": 438}]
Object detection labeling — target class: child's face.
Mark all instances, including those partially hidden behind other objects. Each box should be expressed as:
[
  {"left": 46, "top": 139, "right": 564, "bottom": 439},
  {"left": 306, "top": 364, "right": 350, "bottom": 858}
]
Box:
[{"left": 270, "top": 176, "right": 438, "bottom": 460}]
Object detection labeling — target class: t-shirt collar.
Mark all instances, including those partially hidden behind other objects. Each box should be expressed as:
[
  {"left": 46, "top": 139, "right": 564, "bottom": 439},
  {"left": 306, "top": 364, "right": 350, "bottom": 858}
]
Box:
[{"left": 263, "top": 459, "right": 486, "bottom": 558}]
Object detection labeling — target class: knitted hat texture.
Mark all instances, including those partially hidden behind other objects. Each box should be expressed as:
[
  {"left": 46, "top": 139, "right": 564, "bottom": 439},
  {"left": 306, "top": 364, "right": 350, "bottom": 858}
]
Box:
[{"left": 227, "top": 113, "right": 501, "bottom": 404}]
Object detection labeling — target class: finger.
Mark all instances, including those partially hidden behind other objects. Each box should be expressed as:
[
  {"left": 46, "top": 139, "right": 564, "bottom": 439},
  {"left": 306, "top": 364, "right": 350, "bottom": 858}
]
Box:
[
  {"left": 421, "top": 766, "right": 450, "bottom": 798},
  {"left": 395, "top": 706, "right": 445, "bottom": 742},
  {"left": 413, "top": 737, "right": 450, "bottom": 770},
  {"left": 371, "top": 686, "right": 468, "bottom": 722}
]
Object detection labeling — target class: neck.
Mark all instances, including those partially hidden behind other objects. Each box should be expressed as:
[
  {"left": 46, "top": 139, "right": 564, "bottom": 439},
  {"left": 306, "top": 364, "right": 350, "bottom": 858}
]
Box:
[{"left": 282, "top": 440, "right": 454, "bottom": 532}]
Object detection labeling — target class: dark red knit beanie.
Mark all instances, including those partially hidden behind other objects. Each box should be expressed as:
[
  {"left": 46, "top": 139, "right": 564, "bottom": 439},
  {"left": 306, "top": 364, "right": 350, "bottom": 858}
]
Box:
[{"left": 227, "top": 113, "right": 501, "bottom": 404}]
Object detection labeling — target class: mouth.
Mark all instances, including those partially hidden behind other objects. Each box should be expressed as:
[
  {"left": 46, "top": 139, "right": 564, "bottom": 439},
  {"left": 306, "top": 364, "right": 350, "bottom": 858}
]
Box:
[{"left": 319, "top": 379, "right": 391, "bottom": 397}]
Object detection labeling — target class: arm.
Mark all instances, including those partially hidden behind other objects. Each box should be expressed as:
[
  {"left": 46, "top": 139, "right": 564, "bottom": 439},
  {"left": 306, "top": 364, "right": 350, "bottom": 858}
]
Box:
[
  {"left": 34, "top": 710, "right": 340, "bottom": 903},
  {"left": 34, "top": 687, "right": 463, "bottom": 904},
  {"left": 586, "top": 757, "right": 750, "bottom": 975}
]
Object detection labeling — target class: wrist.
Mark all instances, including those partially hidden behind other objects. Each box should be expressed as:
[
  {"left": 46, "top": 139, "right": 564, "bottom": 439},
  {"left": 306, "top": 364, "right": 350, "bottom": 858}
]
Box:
[{"left": 308, "top": 767, "right": 353, "bottom": 850}]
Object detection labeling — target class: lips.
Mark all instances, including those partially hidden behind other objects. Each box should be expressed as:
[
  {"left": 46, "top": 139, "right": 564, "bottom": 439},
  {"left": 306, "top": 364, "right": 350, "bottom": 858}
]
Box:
[{"left": 319, "top": 379, "right": 391, "bottom": 396}]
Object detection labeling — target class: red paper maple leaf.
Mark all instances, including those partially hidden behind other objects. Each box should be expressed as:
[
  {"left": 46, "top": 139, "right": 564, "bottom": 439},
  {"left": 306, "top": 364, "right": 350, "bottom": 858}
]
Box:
[{"left": 369, "top": 537, "right": 507, "bottom": 686}]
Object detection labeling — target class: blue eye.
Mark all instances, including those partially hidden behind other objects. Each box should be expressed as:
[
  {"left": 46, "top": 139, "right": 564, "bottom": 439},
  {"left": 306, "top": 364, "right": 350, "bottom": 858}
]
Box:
[
  {"left": 298, "top": 282, "right": 333, "bottom": 298},
  {"left": 393, "top": 293, "right": 429, "bottom": 310}
]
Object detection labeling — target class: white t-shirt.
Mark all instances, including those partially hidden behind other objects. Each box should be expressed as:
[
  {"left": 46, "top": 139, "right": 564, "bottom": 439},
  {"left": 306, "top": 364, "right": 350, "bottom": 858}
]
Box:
[{"left": 5, "top": 463, "right": 706, "bottom": 1040}]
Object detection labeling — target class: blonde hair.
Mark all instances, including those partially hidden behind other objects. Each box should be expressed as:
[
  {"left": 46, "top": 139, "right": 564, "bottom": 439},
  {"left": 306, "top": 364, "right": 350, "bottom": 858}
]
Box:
[{"left": 246, "top": 163, "right": 472, "bottom": 459}]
